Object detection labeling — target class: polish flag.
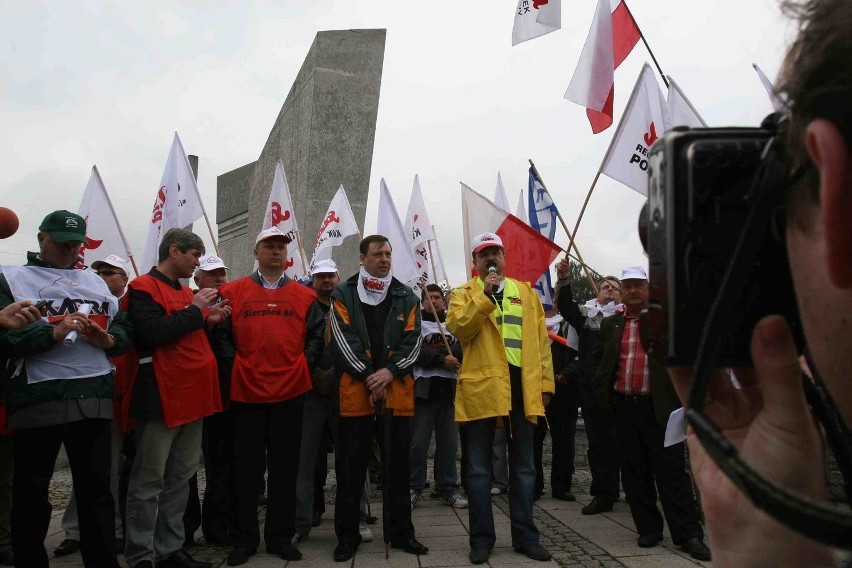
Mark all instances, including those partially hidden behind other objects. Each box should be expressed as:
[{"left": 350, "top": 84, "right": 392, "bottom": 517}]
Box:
[
  {"left": 512, "top": 0, "right": 561, "bottom": 46},
  {"left": 461, "top": 183, "right": 561, "bottom": 284},
  {"left": 377, "top": 179, "right": 421, "bottom": 289},
  {"left": 262, "top": 160, "right": 306, "bottom": 278},
  {"left": 139, "top": 132, "right": 207, "bottom": 272},
  {"left": 310, "top": 185, "right": 360, "bottom": 268},
  {"left": 564, "top": 0, "right": 641, "bottom": 133},
  {"left": 77, "top": 166, "right": 136, "bottom": 273}
]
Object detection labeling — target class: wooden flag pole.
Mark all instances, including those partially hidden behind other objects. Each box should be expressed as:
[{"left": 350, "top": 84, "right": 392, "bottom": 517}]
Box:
[
  {"left": 528, "top": 159, "right": 598, "bottom": 292},
  {"left": 622, "top": 1, "right": 668, "bottom": 88},
  {"left": 421, "top": 279, "right": 453, "bottom": 356},
  {"left": 202, "top": 212, "right": 221, "bottom": 257},
  {"left": 294, "top": 228, "right": 309, "bottom": 277},
  {"left": 431, "top": 225, "right": 452, "bottom": 290},
  {"left": 426, "top": 240, "right": 440, "bottom": 285},
  {"left": 127, "top": 255, "right": 141, "bottom": 278}
]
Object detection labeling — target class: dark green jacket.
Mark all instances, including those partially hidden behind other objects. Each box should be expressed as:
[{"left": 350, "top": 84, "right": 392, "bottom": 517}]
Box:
[
  {"left": 0, "top": 253, "right": 133, "bottom": 417},
  {"left": 593, "top": 312, "right": 680, "bottom": 425}
]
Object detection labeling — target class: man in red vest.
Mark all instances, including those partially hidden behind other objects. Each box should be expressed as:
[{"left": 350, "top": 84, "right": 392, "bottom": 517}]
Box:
[
  {"left": 218, "top": 226, "right": 325, "bottom": 566},
  {"left": 124, "top": 228, "right": 231, "bottom": 568}
]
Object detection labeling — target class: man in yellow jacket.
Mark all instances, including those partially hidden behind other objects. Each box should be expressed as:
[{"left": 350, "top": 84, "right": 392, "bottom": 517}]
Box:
[{"left": 446, "top": 233, "right": 555, "bottom": 565}]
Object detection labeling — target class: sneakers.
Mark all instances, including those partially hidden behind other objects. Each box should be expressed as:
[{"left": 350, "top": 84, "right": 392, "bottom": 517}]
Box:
[
  {"left": 359, "top": 520, "right": 373, "bottom": 543},
  {"left": 445, "top": 493, "right": 468, "bottom": 509},
  {"left": 409, "top": 489, "right": 420, "bottom": 510}
]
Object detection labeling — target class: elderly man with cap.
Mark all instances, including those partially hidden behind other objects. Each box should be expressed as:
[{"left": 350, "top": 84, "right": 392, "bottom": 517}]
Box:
[
  {"left": 293, "top": 258, "right": 341, "bottom": 543},
  {"left": 56, "top": 254, "right": 133, "bottom": 559},
  {"left": 217, "top": 226, "right": 325, "bottom": 566},
  {"left": 593, "top": 266, "right": 709, "bottom": 560},
  {"left": 0, "top": 210, "right": 133, "bottom": 568},
  {"left": 446, "top": 232, "right": 554, "bottom": 565}
]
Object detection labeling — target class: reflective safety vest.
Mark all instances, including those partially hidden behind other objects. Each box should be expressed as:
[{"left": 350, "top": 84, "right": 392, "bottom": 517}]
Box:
[{"left": 478, "top": 277, "right": 523, "bottom": 366}]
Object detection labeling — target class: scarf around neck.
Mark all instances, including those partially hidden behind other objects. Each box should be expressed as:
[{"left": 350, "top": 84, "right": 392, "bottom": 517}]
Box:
[{"left": 357, "top": 266, "right": 392, "bottom": 306}]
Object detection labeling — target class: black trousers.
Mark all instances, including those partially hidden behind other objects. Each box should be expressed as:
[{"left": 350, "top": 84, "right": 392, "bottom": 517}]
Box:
[
  {"left": 12, "top": 418, "right": 119, "bottom": 568},
  {"left": 335, "top": 414, "right": 414, "bottom": 546},
  {"left": 579, "top": 379, "right": 621, "bottom": 503},
  {"left": 534, "top": 383, "right": 580, "bottom": 496},
  {"left": 200, "top": 409, "right": 236, "bottom": 542},
  {"left": 231, "top": 398, "right": 303, "bottom": 550},
  {"left": 614, "top": 395, "right": 703, "bottom": 543}
]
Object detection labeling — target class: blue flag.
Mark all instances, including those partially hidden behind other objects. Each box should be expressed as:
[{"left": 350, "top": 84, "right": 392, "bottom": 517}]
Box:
[{"left": 526, "top": 168, "right": 558, "bottom": 310}]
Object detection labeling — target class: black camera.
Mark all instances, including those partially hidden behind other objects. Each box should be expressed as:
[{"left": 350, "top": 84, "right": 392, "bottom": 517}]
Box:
[{"left": 639, "top": 125, "right": 803, "bottom": 366}]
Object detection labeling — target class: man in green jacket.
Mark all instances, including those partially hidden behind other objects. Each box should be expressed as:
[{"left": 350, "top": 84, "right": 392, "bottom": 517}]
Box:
[{"left": 0, "top": 210, "right": 132, "bottom": 568}]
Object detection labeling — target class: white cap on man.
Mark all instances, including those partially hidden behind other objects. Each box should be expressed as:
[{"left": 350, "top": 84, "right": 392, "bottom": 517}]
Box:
[
  {"left": 197, "top": 254, "right": 228, "bottom": 272},
  {"left": 470, "top": 232, "right": 504, "bottom": 254},
  {"left": 620, "top": 266, "right": 648, "bottom": 281},
  {"left": 255, "top": 226, "right": 292, "bottom": 245},
  {"left": 310, "top": 259, "right": 338, "bottom": 276},
  {"left": 91, "top": 255, "right": 128, "bottom": 273}
]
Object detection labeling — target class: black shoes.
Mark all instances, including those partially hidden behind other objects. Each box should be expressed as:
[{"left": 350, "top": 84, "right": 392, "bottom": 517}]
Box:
[
  {"left": 0, "top": 550, "right": 13, "bottom": 566},
  {"left": 469, "top": 548, "right": 490, "bottom": 564},
  {"left": 391, "top": 537, "right": 429, "bottom": 555},
  {"left": 553, "top": 491, "right": 577, "bottom": 501},
  {"left": 54, "top": 538, "right": 81, "bottom": 557},
  {"left": 514, "top": 542, "right": 552, "bottom": 561},
  {"left": 581, "top": 497, "right": 614, "bottom": 515},
  {"left": 637, "top": 533, "right": 663, "bottom": 548},
  {"left": 333, "top": 542, "right": 357, "bottom": 562},
  {"left": 226, "top": 547, "right": 256, "bottom": 566},
  {"left": 311, "top": 511, "right": 322, "bottom": 527},
  {"left": 267, "top": 542, "right": 303, "bottom": 561},
  {"left": 132, "top": 562, "right": 154, "bottom": 568},
  {"left": 681, "top": 537, "right": 711, "bottom": 561},
  {"left": 156, "top": 549, "right": 211, "bottom": 568}
]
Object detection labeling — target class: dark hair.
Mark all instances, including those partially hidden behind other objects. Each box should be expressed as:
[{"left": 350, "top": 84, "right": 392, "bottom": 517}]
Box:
[
  {"left": 778, "top": 0, "right": 852, "bottom": 229},
  {"left": 421, "top": 283, "right": 444, "bottom": 300},
  {"left": 158, "top": 228, "right": 205, "bottom": 262},
  {"left": 359, "top": 235, "right": 391, "bottom": 256},
  {"left": 598, "top": 276, "right": 621, "bottom": 289}
]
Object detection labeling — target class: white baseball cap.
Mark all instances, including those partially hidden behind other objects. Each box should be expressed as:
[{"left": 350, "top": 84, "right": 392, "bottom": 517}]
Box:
[
  {"left": 310, "top": 259, "right": 338, "bottom": 275},
  {"left": 620, "top": 266, "right": 648, "bottom": 281},
  {"left": 255, "top": 226, "right": 293, "bottom": 245},
  {"left": 471, "top": 232, "right": 504, "bottom": 254},
  {"left": 91, "top": 255, "right": 128, "bottom": 273},
  {"left": 197, "top": 254, "right": 228, "bottom": 272}
]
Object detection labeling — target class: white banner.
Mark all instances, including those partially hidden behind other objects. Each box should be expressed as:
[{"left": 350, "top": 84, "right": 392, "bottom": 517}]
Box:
[
  {"left": 512, "top": 0, "right": 561, "bottom": 46},
  {"left": 77, "top": 166, "right": 135, "bottom": 272},
  {"left": 377, "top": 179, "right": 421, "bottom": 290},
  {"left": 310, "top": 185, "right": 360, "bottom": 268},
  {"left": 493, "top": 171, "right": 511, "bottom": 212},
  {"left": 262, "top": 160, "right": 305, "bottom": 278}
]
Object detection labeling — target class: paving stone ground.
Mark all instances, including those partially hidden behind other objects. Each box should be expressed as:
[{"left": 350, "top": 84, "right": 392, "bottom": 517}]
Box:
[{"left": 44, "top": 427, "right": 712, "bottom": 567}]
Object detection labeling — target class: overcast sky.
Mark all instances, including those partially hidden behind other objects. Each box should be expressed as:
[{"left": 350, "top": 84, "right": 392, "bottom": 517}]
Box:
[{"left": 0, "top": 0, "right": 792, "bottom": 284}]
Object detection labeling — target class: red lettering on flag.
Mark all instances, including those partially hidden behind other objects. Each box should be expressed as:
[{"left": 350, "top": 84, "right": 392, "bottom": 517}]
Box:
[{"left": 271, "top": 202, "right": 291, "bottom": 226}]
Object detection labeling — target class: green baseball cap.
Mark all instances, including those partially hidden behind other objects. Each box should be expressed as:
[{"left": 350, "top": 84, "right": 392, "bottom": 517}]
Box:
[{"left": 39, "top": 210, "right": 87, "bottom": 243}]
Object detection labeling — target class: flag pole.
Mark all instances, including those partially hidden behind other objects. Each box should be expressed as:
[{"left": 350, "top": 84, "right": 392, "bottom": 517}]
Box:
[
  {"left": 421, "top": 279, "right": 453, "bottom": 355},
  {"left": 431, "top": 225, "right": 451, "bottom": 289},
  {"left": 294, "top": 228, "right": 309, "bottom": 277},
  {"left": 92, "top": 166, "right": 140, "bottom": 278},
  {"left": 426, "top": 240, "right": 440, "bottom": 285},
  {"left": 622, "top": 1, "right": 668, "bottom": 88},
  {"left": 528, "top": 160, "right": 598, "bottom": 292},
  {"left": 187, "top": 155, "right": 221, "bottom": 257}
]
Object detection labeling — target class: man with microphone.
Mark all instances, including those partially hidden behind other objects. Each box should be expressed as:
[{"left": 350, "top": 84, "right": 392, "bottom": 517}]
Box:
[{"left": 446, "top": 233, "right": 555, "bottom": 565}]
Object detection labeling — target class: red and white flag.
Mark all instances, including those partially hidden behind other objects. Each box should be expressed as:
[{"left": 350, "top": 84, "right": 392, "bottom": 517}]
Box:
[
  {"left": 512, "top": 0, "right": 561, "bottom": 46},
  {"left": 377, "top": 179, "right": 421, "bottom": 288},
  {"left": 77, "top": 166, "right": 135, "bottom": 273},
  {"left": 666, "top": 76, "right": 707, "bottom": 128},
  {"left": 139, "top": 132, "right": 207, "bottom": 272},
  {"left": 564, "top": 0, "right": 641, "bottom": 133},
  {"left": 493, "top": 172, "right": 511, "bottom": 212},
  {"left": 404, "top": 175, "right": 438, "bottom": 286},
  {"left": 752, "top": 63, "right": 787, "bottom": 112},
  {"left": 310, "top": 185, "right": 360, "bottom": 268},
  {"left": 262, "top": 160, "right": 305, "bottom": 278},
  {"left": 600, "top": 63, "right": 668, "bottom": 196},
  {"left": 461, "top": 183, "right": 561, "bottom": 284}
]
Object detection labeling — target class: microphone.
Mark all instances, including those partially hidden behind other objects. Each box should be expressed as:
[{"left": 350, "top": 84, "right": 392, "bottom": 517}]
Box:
[{"left": 486, "top": 261, "right": 497, "bottom": 274}]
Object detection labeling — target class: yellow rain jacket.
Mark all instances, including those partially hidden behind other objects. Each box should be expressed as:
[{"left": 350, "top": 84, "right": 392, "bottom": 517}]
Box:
[{"left": 446, "top": 277, "right": 555, "bottom": 425}]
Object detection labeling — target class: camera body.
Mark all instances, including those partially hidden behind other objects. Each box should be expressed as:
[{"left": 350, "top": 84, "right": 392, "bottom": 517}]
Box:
[{"left": 641, "top": 126, "right": 801, "bottom": 366}]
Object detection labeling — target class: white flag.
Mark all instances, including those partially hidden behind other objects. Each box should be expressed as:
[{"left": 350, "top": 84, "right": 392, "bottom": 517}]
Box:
[
  {"left": 515, "top": 189, "right": 526, "bottom": 221},
  {"left": 310, "top": 185, "right": 360, "bottom": 268},
  {"left": 377, "top": 179, "right": 421, "bottom": 290},
  {"left": 600, "top": 63, "right": 669, "bottom": 196},
  {"left": 405, "top": 175, "right": 437, "bottom": 286},
  {"left": 139, "top": 132, "right": 207, "bottom": 273},
  {"left": 77, "top": 166, "right": 135, "bottom": 272},
  {"left": 512, "top": 0, "right": 561, "bottom": 46},
  {"left": 262, "top": 160, "right": 306, "bottom": 278},
  {"left": 666, "top": 76, "right": 707, "bottom": 129},
  {"left": 752, "top": 63, "right": 787, "bottom": 112},
  {"left": 493, "top": 172, "right": 511, "bottom": 212}
]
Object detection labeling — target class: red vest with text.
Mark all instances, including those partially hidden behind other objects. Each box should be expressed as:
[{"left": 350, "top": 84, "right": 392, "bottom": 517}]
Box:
[
  {"left": 113, "top": 293, "right": 139, "bottom": 432},
  {"left": 220, "top": 277, "right": 315, "bottom": 403},
  {"left": 129, "top": 275, "right": 221, "bottom": 427}
]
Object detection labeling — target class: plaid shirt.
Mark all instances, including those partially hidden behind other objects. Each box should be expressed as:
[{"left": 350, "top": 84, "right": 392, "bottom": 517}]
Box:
[{"left": 614, "top": 313, "right": 650, "bottom": 395}]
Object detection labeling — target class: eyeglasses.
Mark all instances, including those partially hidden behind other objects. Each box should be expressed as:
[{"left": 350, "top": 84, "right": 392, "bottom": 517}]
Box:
[{"left": 96, "top": 270, "right": 125, "bottom": 277}]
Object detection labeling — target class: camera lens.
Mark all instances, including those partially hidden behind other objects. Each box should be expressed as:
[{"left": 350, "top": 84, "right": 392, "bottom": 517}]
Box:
[{"left": 638, "top": 201, "right": 650, "bottom": 253}]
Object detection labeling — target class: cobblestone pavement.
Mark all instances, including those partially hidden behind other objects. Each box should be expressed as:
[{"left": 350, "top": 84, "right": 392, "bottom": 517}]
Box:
[{"left": 44, "top": 434, "right": 711, "bottom": 567}]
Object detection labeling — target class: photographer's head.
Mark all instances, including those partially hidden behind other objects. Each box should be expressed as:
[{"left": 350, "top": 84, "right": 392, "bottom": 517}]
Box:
[
  {"left": 619, "top": 267, "right": 647, "bottom": 316},
  {"left": 778, "top": 0, "right": 852, "bottom": 421}
]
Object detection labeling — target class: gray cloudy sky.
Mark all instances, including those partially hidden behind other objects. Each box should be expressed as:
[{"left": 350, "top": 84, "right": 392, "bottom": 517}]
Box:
[{"left": 0, "top": 1, "right": 792, "bottom": 285}]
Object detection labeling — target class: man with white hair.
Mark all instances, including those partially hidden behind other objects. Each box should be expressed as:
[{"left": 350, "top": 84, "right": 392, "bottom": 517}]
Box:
[{"left": 593, "top": 266, "right": 709, "bottom": 560}]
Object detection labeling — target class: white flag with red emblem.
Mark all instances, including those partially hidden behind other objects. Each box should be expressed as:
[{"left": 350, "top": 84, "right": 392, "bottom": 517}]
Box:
[
  {"left": 139, "top": 132, "right": 207, "bottom": 273},
  {"left": 77, "top": 166, "right": 135, "bottom": 273},
  {"left": 377, "top": 179, "right": 421, "bottom": 289},
  {"left": 262, "top": 160, "right": 306, "bottom": 278},
  {"left": 310, "top": 185, "right": 360, "bottom": 269},
  {"left": 512, "top": 0, "right": 561, "bottom": 46},
  {"left": 564, "top": 0, "right": 641, "bottom": 133},
  {"left": 600, "top": 63, "right": 669, "bottom": 196},
  {"left": 404, "top": 175, "right": 438, "bottom": 286},
  {"left": 461, "top": 183, "right": 561, "bottom": 284}
]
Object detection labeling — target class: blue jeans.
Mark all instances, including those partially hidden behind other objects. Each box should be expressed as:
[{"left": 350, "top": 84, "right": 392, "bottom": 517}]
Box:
[
  {"left": 409, "top": 398, "right": 460, "bottom": 497},
  {"left": 463, "top": 409, "right": 539, "bottom": 550}
]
